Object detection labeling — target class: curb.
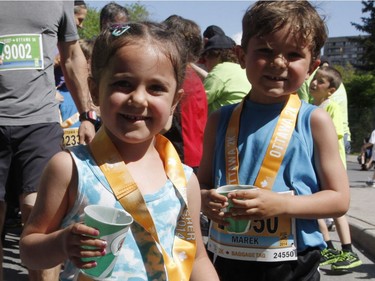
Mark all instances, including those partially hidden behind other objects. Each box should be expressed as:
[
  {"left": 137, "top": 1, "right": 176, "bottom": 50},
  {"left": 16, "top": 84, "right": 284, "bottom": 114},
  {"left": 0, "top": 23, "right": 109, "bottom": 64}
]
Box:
[{"left": 347, "top": 216, "right": 375, "bottom": 259}]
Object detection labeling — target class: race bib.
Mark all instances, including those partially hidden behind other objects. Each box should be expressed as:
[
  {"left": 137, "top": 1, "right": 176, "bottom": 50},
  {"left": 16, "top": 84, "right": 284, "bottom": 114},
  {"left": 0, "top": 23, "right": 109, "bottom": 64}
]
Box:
[
  {"left": 62, "top": 128, "right": 79, "bottom": 147},
  {"left": 0, "top": 34, "right": 43, "bottom": 71},
  {"left": 207, "top": 190, "right": 297, "bottom": 262}
]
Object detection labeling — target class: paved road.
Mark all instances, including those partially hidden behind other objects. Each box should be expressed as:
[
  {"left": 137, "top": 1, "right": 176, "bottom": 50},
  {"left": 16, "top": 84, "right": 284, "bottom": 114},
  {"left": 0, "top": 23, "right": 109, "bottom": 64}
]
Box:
[{"left": 3, "top": 155, "right": 375, "bottom": 280}]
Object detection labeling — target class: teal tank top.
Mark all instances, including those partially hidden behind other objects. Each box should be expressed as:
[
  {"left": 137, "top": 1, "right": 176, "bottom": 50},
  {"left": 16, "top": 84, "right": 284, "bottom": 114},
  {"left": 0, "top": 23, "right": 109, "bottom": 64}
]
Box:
[{"left": 213, "top": 99, "right": 325, "bottom": 252}]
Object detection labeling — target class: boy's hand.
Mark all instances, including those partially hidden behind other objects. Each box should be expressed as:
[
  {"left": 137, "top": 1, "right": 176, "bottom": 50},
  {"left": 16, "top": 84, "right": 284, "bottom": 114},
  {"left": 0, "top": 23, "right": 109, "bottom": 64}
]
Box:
[
  {"left": 63, "top": 223, "right": 107, "bottom": 269},
  {"left": 201, "top": 189, "right": 229, "bottom": 225},
  {"left": 227, "top": 188, "right": 286, "bottom": 219}
]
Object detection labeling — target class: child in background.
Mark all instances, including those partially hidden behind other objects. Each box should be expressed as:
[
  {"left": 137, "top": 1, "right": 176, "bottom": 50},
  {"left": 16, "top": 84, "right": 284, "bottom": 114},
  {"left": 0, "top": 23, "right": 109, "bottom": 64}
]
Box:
[
  {"left": 310, "top": 66, "right": 346, "bottom": 166},
  {"left": 99, "top": 1, "right": 129, "bottom": 31},
  {"left": 20, "top": 22, "right": 219, "bottom": 281},
  {"left": 310, "top": 66, "right": 362, "bottom": 270},
  {"left": 162, "top": 15, "right": 208, "bottom": 174},
  {"left": 198, "top": 1, "right": 350, "bottom": 280},
  {"left": 201, "top": 34, "right": 251, "bottom": 113}
]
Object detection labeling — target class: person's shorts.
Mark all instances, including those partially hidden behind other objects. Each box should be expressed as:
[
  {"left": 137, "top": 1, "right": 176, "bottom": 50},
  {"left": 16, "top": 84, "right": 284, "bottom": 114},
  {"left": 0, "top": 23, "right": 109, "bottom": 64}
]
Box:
[{"left": 0, "top": 123, "right": 63, "bottom": 201}]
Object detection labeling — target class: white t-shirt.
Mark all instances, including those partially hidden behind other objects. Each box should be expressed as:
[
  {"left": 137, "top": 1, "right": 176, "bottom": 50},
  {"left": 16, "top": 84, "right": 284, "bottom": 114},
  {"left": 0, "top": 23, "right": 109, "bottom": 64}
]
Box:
[{"left": 368, "top": 130, "right": 375, "bottom": 160}]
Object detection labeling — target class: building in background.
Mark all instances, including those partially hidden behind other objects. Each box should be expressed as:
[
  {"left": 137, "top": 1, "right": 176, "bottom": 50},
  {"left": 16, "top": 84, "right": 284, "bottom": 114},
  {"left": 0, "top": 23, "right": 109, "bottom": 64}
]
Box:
[{"left": 323, "top": 36, "right": 367, "bottom": 68}]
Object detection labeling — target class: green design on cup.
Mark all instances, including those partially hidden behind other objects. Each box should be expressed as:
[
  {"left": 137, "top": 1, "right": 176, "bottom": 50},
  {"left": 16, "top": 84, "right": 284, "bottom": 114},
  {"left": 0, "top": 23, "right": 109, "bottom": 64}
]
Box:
[
  {"left": 81, "top": 205, "right": 133, "bottom": 280},
  {"left": 217, "top": 185, "right": 255, "bottom": 234}
]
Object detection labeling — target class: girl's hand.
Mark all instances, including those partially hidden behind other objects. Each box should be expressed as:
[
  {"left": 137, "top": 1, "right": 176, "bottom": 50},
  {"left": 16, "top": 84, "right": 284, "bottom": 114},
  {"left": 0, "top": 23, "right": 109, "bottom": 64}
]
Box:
[
  {"left": 62, "top": 223, "right": 107, "bottom": 269},
  {"left": 227, "top": 188, "right": 287, "bottom": 220},
  {"left": 201, "top": 189, "right": 229, "bottom": 225}
]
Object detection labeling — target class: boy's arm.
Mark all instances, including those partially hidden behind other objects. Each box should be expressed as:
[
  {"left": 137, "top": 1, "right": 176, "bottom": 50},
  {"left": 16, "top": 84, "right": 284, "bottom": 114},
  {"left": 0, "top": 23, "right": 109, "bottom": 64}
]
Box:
[
  {"left": 197, "top": 110, "right": 220, "bottom": 190},
  {"left": 187, "top": 173, "right": 219, "bottom": 281},
  {"left": 197, "top": 110, "right": 229, "bottom": 224},
  {"left": 284, "top": 108, "right": 350, "bottom": 218},
  {"left": 226, "top": 108, "right": 349, "bottom": 221}
]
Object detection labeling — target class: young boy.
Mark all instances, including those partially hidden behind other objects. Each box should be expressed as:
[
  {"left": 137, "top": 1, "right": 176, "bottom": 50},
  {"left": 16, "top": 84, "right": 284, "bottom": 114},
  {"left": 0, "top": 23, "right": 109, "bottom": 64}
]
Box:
[
  {"left": 198, "top": 1, "right": 350, "bottom": 280},
  {"left": 310, "top": 66, "right": 346, "bottom": 166},
  {"left": 310, "top": 66, "right": 362, "bottom": 271}
]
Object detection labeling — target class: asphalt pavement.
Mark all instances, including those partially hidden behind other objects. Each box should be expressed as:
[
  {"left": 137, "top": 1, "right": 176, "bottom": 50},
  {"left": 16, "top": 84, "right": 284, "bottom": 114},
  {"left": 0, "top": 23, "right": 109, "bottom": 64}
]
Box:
[
  {"left": 2, "top": 154, "right": 375, "bottom": 281},
  {"left": 345, "top": 154, "right": 375, "bottom": 260}
]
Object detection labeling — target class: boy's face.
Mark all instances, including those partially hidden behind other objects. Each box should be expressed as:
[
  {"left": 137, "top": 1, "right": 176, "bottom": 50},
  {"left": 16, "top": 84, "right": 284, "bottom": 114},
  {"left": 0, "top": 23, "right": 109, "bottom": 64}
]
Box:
[
  {"left": 238, "top": 25, "right": 319, "bottom": 104},
  {"left": 309, "top": 70, "right": 334, "bottom": 101}
]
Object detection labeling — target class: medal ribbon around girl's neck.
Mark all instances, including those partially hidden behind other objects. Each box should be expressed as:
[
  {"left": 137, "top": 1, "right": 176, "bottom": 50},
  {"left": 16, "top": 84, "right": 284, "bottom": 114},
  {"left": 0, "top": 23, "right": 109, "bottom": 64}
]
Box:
[{"left": 86, "top": 128, "right": 196, "bottom": 281}]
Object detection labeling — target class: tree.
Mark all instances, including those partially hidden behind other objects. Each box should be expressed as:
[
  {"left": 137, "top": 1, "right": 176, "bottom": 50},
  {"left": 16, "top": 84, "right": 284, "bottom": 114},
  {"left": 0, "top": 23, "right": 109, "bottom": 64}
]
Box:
[
  {"left": 127, "top": 2, "right": 149, "bottom": 22},
  {"left": 351, "top": 0, "right": 375, "bottom": 72},
  {"left": 78, "top": 2, "right": 150, "bottom": 40},
  {"left": 78, "top": 5, "right": 100, "bottom": 40},
  {"left": 345, "top": 72, "right": 375, "bottom": 151}
]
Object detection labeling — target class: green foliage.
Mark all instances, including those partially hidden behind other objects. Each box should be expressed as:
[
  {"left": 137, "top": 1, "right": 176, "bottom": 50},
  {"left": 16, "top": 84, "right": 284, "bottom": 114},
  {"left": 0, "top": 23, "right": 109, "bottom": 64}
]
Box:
[
  {"left": 332, "top": 63, "right": 356, "bottom": 84},
  {"left": 345, "top": 72, "right": 375, "bottom": 151},
  {"left": 351, "top": 1, "right": 375, "bottom": 72},
  {"left": 127, "top": 2, "right": 150, "bottom": 22},
  {"left": 78, "top": 5, "right": 100, "bottom": 40},
  {"left": 346, "top": 73, "right": 375, "bottom": 108}
]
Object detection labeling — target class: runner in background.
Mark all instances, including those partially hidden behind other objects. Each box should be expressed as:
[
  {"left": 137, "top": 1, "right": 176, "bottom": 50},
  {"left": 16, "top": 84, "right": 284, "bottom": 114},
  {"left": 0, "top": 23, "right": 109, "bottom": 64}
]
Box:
[{"left": 0, "top": 1, "right": 96, "bottom": 280}]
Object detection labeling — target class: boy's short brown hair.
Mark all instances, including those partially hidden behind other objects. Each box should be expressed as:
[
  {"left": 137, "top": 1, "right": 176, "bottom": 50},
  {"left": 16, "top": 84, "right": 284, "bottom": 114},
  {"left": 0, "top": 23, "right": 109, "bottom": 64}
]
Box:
[
  {"left": 241, "top": 0, "right": 327, "bottom": 61},
  {"left": 318, "top": 66, "right": 343, "bottom": 90}
]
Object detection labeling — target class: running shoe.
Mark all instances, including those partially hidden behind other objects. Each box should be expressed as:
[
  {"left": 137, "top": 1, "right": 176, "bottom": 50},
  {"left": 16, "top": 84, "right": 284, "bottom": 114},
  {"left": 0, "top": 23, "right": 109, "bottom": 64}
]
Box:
[
  {"left": 320, "top": 248, "right": 341, "bottom": 266},
  {"left": 331, "top": 251, "right": 362, "bottom": 270},
  {"left": 366, "top": 179, "right": 375, "bottom": 187}
]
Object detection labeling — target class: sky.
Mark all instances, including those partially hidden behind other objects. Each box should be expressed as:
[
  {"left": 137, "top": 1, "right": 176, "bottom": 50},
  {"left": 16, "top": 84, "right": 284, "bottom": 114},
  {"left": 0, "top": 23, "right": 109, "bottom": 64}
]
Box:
[{"left": 88, "top": 0, "right": 368, "bottom": 43}]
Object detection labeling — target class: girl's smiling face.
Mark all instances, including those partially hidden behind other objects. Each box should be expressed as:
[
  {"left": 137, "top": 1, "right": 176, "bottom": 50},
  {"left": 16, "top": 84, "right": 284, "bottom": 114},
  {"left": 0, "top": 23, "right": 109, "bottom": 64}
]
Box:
[
  {"left": 92, "top": 43, "right": 180, "bottom": 144},
  {"left": 239, "top": 26, "right": 319, "bottom": 104}
]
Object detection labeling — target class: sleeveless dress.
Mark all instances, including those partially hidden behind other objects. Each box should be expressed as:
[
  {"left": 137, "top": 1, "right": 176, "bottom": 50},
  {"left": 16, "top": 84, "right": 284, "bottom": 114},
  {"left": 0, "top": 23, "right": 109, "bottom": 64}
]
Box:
[{"left": 59, "top": 145, "right": 193, "bottom": 281}]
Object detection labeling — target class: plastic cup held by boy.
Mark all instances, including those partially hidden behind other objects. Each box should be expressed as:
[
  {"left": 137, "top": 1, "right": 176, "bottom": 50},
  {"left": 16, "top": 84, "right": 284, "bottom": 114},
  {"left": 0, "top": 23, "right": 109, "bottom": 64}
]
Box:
[{"left": 217, "top": 185, "right": 255, "bottom": 234}]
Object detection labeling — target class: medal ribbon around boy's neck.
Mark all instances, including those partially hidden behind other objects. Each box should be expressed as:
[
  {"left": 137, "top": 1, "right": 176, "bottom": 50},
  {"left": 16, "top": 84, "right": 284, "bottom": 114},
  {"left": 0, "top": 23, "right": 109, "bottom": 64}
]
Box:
[
  {"left": 225, "top": 93, "right": 301, "bottom": 189},
  {"left": 85, "top": 128, "right": 196, "bottom": 281}
]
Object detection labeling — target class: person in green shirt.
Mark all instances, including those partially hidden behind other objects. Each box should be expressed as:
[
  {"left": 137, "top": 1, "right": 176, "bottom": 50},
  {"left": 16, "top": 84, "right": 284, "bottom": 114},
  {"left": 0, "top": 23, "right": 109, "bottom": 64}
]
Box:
[
  {"left": 310, "top": 65, "right": 362, "bottom": 271},
  {"left": 200, "top": 35, "right": 251, "bottom": 113},
  {"left": 298, "top": 56, "right": 351, "bottom": 153}
]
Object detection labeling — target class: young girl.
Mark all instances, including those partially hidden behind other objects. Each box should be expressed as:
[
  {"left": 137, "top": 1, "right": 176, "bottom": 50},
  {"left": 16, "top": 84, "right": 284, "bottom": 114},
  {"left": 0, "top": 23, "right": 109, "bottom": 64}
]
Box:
[
  {"left": 20, "top": 21, "right": 219, "bottom": 281},
  {"left": 198, "top": 1, "right": 350, "bottom": 281}
]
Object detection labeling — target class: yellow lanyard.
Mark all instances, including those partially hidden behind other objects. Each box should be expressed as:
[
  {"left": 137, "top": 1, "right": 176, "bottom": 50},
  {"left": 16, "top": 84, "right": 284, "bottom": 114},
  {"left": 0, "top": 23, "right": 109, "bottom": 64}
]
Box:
[
  {"left": 83, "top": 129, "right": 196, "bottom": 281},
  {"left": 225, "top": 93, "right": 301, "bottom": 189}
]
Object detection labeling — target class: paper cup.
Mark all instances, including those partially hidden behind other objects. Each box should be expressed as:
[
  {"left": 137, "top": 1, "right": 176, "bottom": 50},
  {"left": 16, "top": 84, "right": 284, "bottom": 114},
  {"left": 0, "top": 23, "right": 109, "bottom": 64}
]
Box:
[
  {"left": 217, "top": 185, "right": 255, "bottom": 234},
  {"left": 81, "top": 205, "right": 133, "bottom": 280}
]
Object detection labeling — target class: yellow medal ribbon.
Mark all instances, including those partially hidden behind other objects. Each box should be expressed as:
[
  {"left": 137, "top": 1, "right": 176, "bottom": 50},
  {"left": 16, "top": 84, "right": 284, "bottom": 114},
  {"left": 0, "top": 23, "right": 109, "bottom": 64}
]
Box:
[
  {"left": 225, "top": 93, "right": 301, "bottom": 189},
  {"left": 79, "top": 128, "right": 196, "bottom": 281},
  {"left": 224, "top": 94, "right": 300, "bottom": 242}
]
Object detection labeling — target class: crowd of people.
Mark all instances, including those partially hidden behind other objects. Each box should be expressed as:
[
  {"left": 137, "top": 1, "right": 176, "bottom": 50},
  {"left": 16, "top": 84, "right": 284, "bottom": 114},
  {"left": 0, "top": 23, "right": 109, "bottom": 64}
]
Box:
[{"left": 0, "top": 0, "right": 364, "bottom": 280}]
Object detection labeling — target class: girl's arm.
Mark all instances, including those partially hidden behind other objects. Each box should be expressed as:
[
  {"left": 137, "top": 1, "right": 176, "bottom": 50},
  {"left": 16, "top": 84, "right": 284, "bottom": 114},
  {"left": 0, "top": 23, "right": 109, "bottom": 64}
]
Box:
[
  {"left": 187, "top": 173, "right": 219, "bottom": 281},
  {"left": 20, "top": 151, "right": 106, "bottom": 270}
]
